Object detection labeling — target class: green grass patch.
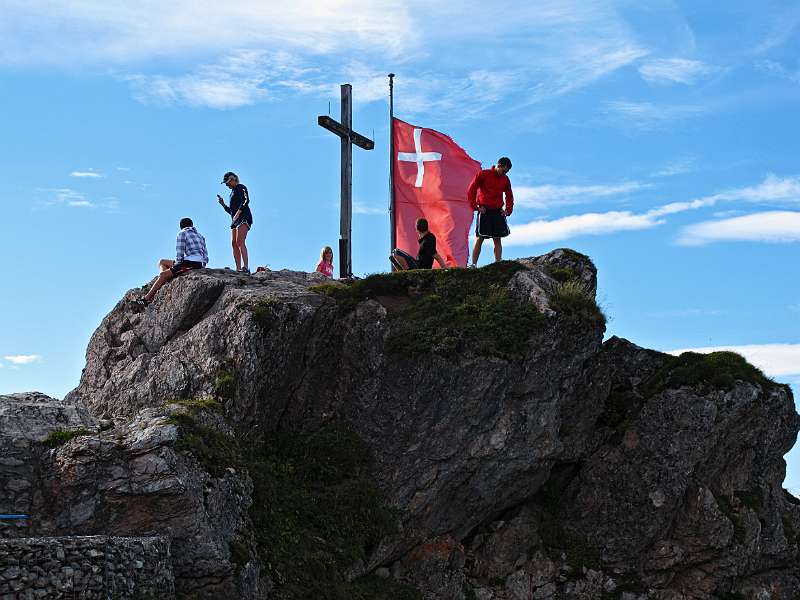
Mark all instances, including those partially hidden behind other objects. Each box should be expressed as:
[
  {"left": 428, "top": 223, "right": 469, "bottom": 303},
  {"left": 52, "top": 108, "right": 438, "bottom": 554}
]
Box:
[
  {"left": 557, "top": 248, "right": 592, "bottom": 264},
  {"left": 42, "top": 428, "right": 92, "bottom": 448},
  {"left": 166, "top": 413, "right": 242, "bottom": 477},
  {"left": 312, "top": 261, "right": 546, "bottom": 359},
  {"left": 645, "top": 351, "right": 774, "bottom": 395},
  {"left": 251, "top": 297, "right": 280, "bottom": 329},
  {"left": 546, "top": 265, "right": 579, "bottom": 283},
  {"left": 168, "top": 413, "right": 420, "bottom": 599},
  {"left": 549, "top": 280, "right": 606, "bottom": 327},
  {"left": 213, "top": 372, "right": 236, "bottom": 401},
  {"left": 246, "top": 424, "right": 406, "bottom": 599}
]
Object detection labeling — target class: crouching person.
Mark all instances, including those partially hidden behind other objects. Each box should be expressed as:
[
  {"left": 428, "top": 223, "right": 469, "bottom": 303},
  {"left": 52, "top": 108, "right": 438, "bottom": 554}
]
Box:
[
  {"left": 390, "top": 218, "right": 447, "bottom": 271},
  {"left": 135, "top": 217, "right": 208, "bottom": 307}
]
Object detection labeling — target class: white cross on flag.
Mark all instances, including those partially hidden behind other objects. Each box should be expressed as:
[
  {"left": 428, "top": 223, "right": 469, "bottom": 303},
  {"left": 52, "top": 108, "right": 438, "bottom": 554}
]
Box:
[{"left": 392, "top": 118, "right": 481, "bottom": 267}]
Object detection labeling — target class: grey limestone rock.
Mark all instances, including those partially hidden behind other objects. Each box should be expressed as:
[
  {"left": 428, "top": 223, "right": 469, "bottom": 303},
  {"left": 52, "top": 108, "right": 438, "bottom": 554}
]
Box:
[{"left": 2, "top": 250, "right": 798, "bottom": 599}]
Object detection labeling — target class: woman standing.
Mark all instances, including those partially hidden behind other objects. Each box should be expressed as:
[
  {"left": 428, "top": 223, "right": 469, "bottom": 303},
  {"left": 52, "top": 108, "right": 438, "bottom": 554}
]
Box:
[
  {"left": 217, "top": 171, "right": 253, "bottom": 273},
  {"left": 315, "top": 246, "right": 334, "bottom": 278}
]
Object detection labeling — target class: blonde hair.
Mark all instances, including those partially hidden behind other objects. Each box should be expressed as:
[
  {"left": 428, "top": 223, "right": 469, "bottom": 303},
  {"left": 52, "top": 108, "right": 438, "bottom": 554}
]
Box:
[{"left": 320, "top": 246, "right": 334, "bottom": 264}]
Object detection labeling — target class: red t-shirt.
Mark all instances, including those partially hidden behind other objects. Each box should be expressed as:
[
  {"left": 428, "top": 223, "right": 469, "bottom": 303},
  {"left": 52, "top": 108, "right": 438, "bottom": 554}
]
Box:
[
  {"left": 316, "top": 261, "right": 333, "bottom": 278},
  {"left": 467, "top": 166, "right": 514, "bottom": 214}
]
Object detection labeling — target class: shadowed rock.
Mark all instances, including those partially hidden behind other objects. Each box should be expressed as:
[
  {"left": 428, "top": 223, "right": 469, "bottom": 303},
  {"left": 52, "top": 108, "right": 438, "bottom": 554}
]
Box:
[{"left": 2, "top": 250, "right": 796, "bottom": 599}]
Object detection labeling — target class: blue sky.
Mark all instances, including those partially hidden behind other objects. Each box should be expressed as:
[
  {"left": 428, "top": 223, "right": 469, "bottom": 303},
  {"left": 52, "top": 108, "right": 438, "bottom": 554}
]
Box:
[{"left": 1, "top": 1, "right": 798, "bottom": 488}]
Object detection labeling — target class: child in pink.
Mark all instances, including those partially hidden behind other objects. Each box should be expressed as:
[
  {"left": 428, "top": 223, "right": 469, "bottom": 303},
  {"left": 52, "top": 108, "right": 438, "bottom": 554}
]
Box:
[{"left": 316, "top": 246, "right": 334, "bottom": 278}]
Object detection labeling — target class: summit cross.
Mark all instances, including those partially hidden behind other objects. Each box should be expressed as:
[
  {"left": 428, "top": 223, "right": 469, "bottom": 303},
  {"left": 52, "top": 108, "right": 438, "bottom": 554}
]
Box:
[
  {"left": 397, "top": 127, "right": 442, "bottom": 188},
  {"left": 317, "top": 84, "right": 374, "bottom": 279}
]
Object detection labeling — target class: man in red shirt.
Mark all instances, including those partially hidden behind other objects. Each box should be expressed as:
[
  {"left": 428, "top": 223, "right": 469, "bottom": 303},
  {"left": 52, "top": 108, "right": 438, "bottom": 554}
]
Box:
[{"left": 467, "top": 157, "right": 514, "bottom": 267}]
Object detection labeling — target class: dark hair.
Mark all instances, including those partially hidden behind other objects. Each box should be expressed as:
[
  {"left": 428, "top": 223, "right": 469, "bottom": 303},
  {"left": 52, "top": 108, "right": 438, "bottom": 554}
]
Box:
[
  {"left": 498, "top": 157, "right": 512, "bottom": 170},
  {"left": 415, "top": 217, "right": 429, "bottom": 232},
  {"left": 179, "top": 217, "right": 193, "bottom": 229}
]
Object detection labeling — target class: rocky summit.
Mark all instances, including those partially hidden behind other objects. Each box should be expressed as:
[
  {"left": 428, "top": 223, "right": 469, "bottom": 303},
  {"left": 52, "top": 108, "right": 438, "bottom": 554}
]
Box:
[{"left": 2, "top": 249, "right": 799, "bottom": 600}]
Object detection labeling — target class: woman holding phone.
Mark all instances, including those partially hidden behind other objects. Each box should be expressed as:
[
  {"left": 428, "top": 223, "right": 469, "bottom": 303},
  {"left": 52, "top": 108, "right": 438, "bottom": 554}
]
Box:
[{"left": 217, "top": 171, "right": 253, "bottom": 273}]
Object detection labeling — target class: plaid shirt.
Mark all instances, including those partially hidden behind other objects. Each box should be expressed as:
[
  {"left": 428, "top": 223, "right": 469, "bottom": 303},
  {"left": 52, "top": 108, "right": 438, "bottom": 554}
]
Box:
[{"left": 176, "top": 226, "right": 208, "bottom": 265}]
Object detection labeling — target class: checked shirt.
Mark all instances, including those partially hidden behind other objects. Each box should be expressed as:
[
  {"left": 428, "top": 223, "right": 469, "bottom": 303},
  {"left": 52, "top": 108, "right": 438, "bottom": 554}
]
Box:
[{"left": 175, "top": 226, "right": 208, "bottom": 265}]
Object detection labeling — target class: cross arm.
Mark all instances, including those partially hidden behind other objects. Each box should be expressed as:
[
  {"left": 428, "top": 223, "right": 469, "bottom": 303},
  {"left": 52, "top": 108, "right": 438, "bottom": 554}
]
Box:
[{"left": 317, "top": 115, "right": 375, "bottom": 150}]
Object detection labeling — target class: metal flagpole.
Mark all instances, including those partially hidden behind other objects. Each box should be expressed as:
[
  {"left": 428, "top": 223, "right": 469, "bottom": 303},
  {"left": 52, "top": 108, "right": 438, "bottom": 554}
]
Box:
[{"left": 388, "top": 73, "right": 396, "bottom": 266}]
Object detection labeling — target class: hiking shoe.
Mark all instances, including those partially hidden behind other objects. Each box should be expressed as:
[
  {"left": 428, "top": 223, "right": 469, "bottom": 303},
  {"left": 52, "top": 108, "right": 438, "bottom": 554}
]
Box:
[
  {"left": 133, "top": 297, "right": 150, "bottom": 308},
  {"left": 239, "top": 267, "right": 251, "bottom": 274},
  {"left": 468, "top": 263, "right": 477, "bottom": 269}
]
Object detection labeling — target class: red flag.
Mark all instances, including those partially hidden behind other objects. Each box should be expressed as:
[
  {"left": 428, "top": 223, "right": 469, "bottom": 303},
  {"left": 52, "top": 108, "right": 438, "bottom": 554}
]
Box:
[{"left": 392, "top": 118, "right": 481, "bottom": 267}]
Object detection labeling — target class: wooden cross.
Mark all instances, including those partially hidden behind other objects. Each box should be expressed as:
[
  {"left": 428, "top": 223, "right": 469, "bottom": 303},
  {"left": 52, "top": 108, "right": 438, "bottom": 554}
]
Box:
[{"left": 318, "top": 84, "right": 374, "bottom": 278}]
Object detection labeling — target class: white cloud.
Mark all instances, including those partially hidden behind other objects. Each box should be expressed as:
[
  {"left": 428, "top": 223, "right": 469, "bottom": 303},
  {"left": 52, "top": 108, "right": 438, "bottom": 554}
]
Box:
[
  {"left": 116, "top": 167, "right": 131, "bottom": 171},
  {"left": 712, "top": 210, "right": 744, "bottom": 218},
  {"left": 499, "top": 175, "right": 800, "bottom": 246},
  {"left": 757, "top": 60, "right": 800, "bottom": 84},
  {"left": 639, "top": 58, "right": 716, "bottom": 85},
  {"left": 676, "top": 211, "right": 800, "bottom": 245},
  {"left": 649, "top": 174, "right": 800, "bottom": 218},
  {"left": 70, "top": 170, "right": 103, "bottom": 178},
  {"left": 652, "top": 157, "right": 695, "bottom": 177},
  {"left": 3, "top": 354, "right": 41, "bottom": 365},
  {"left": 39, "top": 188, "right": 121, "bottom": 211},
  {"left": 353, "top": 201, "right": 386, "bottom": 216},
  {"left": 0, "top": 1, "right": 415, "bottom": 67},
  {"left": 603, "top": 101, "right": 706, "bottom": 129},
  {"left": 667, "top": 344, "right": 800, "bottom": 379},
  {"left": 506, "top": 210, "right": 664, "bottom": 246},
  {"left": 514, "top": 182, "right": 647, "bottom": 209},
  {"left": 43, "top": 188, "right": 96, "bottom": 209},
  {"left": 0, "top": 1, "right": 647, "bottom": 115}
]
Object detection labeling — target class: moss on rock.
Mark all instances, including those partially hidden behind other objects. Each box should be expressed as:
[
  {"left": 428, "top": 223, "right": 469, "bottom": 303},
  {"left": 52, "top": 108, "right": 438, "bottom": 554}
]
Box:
[
  {"left": 312, "top": 261, "right": 545, "bottom": 359},
  {"left": 646, "top": 351, "right": 774, "bottom": 395},
  {"left": 168, "top": 408, "right": 420, "bottom": 599},
  {"left": 549, "top": 280, "right": 606, "bottom": 327},
  {"left": 42, "top": 428, "right": 92, "bottom": 448},
  {"left": 213, "top": 372, "right": 236, "bottom": 401}
]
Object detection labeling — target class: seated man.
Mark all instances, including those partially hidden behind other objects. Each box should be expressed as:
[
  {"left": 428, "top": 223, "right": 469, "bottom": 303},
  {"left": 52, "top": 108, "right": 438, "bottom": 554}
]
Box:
[
  {"left": 135, "top": 217, "right": 208, "bottom": 307},
  {"left": 390, "top": 217, "right": 447, "bottom": 271}
]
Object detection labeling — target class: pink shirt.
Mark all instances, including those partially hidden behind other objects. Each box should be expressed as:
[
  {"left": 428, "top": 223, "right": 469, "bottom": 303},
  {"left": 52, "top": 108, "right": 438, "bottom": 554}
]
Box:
[{"left": 316, "top": 260, "right": 334, "bottom": 278}]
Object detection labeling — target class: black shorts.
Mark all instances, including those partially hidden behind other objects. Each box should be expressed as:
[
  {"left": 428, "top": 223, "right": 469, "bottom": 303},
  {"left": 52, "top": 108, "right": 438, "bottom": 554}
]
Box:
[
  {"left": 170, "top": 260, "right": 203, "bottom": 276},
  {"left": 476, "top": 208, "right": 510, "bottom": 239},
  {"left": 390, "top": 249, "right": 419, "bottom": 270},
  {"left": 231, "top": 209, "right": 253, "bottom": 230}
]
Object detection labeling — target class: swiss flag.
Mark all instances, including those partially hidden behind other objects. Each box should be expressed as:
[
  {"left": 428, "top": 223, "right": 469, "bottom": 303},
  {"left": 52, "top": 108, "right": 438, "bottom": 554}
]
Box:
[{"left": 392, "top": 118, "right": 481, "bottom": 267}]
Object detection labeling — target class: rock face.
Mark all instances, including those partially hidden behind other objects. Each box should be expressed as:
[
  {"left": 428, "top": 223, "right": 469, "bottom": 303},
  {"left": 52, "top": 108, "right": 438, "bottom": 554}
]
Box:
[{"left": 4, "top": 250, "right": 799, "bottom": 599}]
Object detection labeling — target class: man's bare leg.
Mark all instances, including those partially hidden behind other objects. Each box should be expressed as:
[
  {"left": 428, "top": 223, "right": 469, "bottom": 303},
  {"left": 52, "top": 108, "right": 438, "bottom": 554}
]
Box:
[
  {"left": 493, "top": 238, "right": 502, "bottom": 262},
  {"left": 144, "top": 261, "right": 175, "bottom": 302},
  {"left": 471, "top": 237, "right": 484, "bottom": 266},
  {"left": 390, "top": 252, "right": 410, "bottom": 270}
]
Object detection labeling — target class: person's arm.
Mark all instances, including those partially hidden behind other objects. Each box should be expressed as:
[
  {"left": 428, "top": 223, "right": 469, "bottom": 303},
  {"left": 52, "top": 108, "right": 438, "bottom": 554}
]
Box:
[
  {"left": 467, "top": 171, "right": 482, "bottom": 211},
  {"left": 504, "top": 178, "right": 514, "bottom": 216},
  {"left": 217, "top": 194, "right": 232, "bottom": 215},
  {"left": 175, "top": 231, "right": 186, "bottom": 263},
  {"left": 434, "top": 253, "right": 447, "bottom": 269}
]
